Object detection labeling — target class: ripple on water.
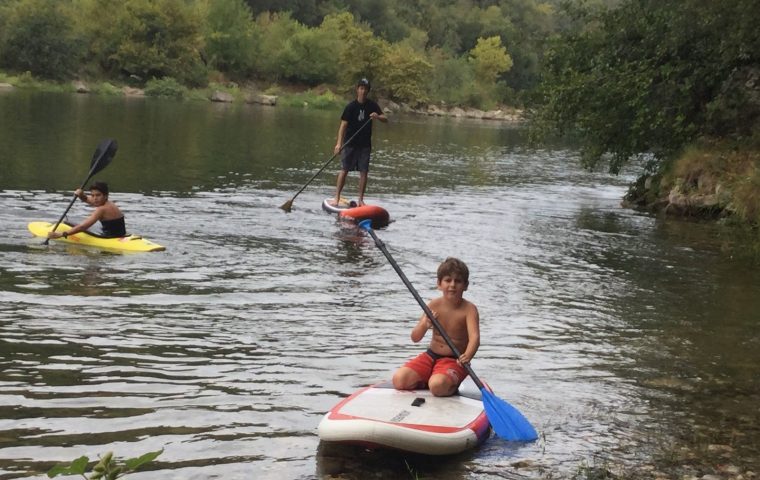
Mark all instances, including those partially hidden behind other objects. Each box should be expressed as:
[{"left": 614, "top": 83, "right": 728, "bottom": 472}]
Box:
[{"left": 2, "top": 112, "right": 760, "bottom": 478}]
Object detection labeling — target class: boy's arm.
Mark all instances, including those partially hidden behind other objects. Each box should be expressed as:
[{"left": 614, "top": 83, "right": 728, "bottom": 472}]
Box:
[
  {"left": 75, "top": 188, "right": 93, "bottom": 205},
  {"left": 410, "top": 308, "right": 435, "bottom": 343},
  {"left": 47, "top": 208, "right": 102, "bottom": 238},
  {"left": 459, "top": 304, "right": 480, "bottom": 365},
  {"left": 70, "top": 209, "right": 102, "bottom": 235}
]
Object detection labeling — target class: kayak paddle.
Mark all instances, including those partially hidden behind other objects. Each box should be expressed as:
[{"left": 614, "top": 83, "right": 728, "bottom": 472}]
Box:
[
  {"left": 358, "top": 219, "right": 538, "bottom": 442},
  {"left": 44, "top": 139, "right": 118, "bottom": 245},
  {"left": 280, "top": 118, "right": 372, "bottom": 212}
]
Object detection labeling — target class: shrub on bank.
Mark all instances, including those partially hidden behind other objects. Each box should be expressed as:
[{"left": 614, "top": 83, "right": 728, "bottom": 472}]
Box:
[
  {"left": 0, "top": 71, "right": 70, "bottom": 92},
  {"left": 625, "top": 144, "right": 760, "bottom": 227},
  {"left": 276, "top": 89, "right": 342, "bottom": 109},
  {"left": 90, "top": 82, "right": 122, "bottom": 96},
  {"left": 144, "top": 77, "right": 188, "bottom": 99}
]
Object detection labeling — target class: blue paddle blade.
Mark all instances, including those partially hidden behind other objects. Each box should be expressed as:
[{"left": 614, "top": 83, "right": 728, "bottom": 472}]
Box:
[
  {"left": 481, "top": 388, "right": 538, "bottom": 441},
  {"left": 358, "top": 219, "right": 372, "bottom": 230}
]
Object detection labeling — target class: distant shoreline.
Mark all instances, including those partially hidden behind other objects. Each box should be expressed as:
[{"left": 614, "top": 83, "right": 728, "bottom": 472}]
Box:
[{"left": 0, "top": 78, "right": 524, "bottom": 123}]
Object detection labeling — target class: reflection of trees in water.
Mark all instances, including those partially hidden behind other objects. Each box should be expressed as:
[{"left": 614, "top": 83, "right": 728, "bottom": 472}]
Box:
[{"left": 571, "top": 206, "right": 760, "bottom": 474}]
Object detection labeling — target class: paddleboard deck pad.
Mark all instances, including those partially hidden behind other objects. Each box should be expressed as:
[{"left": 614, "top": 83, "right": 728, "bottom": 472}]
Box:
[
  {"left": 322, "top": 198, "right": 390, "bottom": 228},
  {"left": 28, "top": 221, "right": 165, "bottom": 252},
  {"left": 318, "top": 380, "right": 490, "bottom": 455}
]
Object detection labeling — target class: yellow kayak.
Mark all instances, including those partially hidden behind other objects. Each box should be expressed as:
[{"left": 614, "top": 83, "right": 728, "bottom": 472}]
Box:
[{"left": 28, "top": 221, "right": 165, "bottom": 252}]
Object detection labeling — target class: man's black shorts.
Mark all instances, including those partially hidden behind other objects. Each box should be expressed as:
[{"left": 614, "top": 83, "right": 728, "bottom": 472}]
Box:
[{"left": 341, "top": 146, "right": 371, "bottom": 172}]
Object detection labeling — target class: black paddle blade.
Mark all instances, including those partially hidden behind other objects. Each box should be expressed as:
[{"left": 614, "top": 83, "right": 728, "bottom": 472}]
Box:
[{"left": 89, "top": 139, "right": 118, "bottom": 176}]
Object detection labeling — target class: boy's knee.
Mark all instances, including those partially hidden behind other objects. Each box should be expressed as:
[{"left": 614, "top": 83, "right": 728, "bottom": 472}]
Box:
[
  {"left": 428, "top": 376, "right": 457, "bottom": 397},
  {"left": 393, "top": 368, "right": 420, "bottom": 390},
  {"left": 392, "top": 376, "right": 407, "bottom": 390}
]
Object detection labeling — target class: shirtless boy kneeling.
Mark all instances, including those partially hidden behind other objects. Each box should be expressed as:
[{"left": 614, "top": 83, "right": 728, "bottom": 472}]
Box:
[{"left": 392, "top": 257, "right": 480, "bottom": 397}]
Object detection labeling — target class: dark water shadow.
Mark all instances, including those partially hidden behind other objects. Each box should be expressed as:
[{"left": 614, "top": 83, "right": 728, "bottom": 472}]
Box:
[{"left": 315, "top": 441, "right": 475, "bottom": 479}]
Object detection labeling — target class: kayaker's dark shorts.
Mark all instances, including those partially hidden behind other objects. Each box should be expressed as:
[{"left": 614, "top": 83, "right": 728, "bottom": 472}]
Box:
[
  {"left": 341, "top": 146, "right": 371, "bottom": 172},
  {"left": 402, "top": 349, "right": 467, "bottom": 386}
]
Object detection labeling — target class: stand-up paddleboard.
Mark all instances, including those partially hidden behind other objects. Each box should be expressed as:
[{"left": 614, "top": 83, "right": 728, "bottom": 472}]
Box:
[
  {"left": 29, "top": 221, "right": 165, "bottom": 253},
  {"left": 318, "top": 379, "right": 491, "bottom": 455},
  {"left": 322, "top": 198, "right": 390, "bottom": 228}
]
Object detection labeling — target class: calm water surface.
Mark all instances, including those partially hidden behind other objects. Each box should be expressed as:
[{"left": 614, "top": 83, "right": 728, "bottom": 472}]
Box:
[{"left": 0, "top": 91, "right": 759, "bottom": 479}]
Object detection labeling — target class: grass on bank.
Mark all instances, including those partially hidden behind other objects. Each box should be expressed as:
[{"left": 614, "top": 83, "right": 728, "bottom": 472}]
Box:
[
  {"left": 0, "top": 71, "right": 345, "bottom": 110},
  {"left": 664, "top": 143, "right": 760, "bottom": 225},
  {"left": 0, "top": 71, "right": 71, "bottom": 93}
]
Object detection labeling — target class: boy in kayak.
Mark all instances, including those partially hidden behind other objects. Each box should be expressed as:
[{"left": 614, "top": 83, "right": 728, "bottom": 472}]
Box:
[
  {"left": 331, "top": 78, "right": 387, "bottom": 207},
  {"left": 392, "top": 257, "right": 481, "bottom": 397},
  {"left": 47, "top": 181, "right": 127, "bottom": 239}
]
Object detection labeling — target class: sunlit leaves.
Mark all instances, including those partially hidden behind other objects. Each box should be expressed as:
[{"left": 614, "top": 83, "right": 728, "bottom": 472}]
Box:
[
  {"left": 377, "top": 44, "right": 432, "bottom": 105},
  {"left": 469, "top": 36, "right": 513, "bottom": 84}
]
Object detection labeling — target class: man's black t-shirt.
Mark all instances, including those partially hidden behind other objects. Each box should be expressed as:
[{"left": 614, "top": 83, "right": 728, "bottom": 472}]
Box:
[{"left": 341, "top": 99, "right": 383, "bottom": 149}]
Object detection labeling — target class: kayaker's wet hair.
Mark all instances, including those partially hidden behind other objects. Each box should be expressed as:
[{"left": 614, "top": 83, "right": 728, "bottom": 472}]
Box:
[
  {"left": 437, "top": 257, "right": 469, "bottom": 285},
  {"left": 89, "top": 181, "right": 109, "bottom": 196}
]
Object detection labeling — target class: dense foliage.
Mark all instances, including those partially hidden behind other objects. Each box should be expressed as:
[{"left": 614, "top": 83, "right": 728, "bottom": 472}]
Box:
[
  {"left": 532, "top": 0, "right": 760, "bottom": 173},
  {"left": 0, "top": 0, "right": 82, "bottom": 79},
  {"left": 0, "top": 0, "right": 557, "bottom": 107}
]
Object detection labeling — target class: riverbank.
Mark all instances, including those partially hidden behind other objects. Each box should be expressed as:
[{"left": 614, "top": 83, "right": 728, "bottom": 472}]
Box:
[
  {"left": 623, "top": 144, "right": 760, "bottom": 229},
  {"left": 0, "top": 73, "right": 524, "bottom": 123}
]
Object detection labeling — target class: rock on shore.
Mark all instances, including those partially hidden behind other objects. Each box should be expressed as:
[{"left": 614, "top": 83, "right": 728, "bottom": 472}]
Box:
[{"left": 381, "top": 99, "right": 523, "bottom": 123}]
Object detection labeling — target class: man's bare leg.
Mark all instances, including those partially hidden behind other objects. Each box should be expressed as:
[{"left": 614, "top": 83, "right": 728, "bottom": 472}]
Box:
[
  {"left": 333, "top": 170, "right": 348, "bottom": 205},
  {"left": 357, "top": 171, "right": 368, "bottom": 206}
]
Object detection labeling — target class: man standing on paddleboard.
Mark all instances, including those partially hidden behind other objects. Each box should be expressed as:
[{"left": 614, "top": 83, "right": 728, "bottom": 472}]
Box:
[{"left": 331, "top": 78, "right": 387, "bottom": 207}]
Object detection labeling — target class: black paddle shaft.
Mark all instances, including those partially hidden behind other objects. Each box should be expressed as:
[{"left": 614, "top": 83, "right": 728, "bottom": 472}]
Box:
[
  {"left": 287, "top": 118, "right": 373, "bottom": 201},
  {"left": 364, "top": 227, "right": 486, "bottom": 391},
  {"left": 45, "top": 139, "right": 118, "bottom": 244}
]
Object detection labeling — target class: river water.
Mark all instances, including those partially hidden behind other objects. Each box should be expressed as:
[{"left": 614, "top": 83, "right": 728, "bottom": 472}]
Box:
[{"left": 0, "top": 90, "right": 758, "bottom": 479}]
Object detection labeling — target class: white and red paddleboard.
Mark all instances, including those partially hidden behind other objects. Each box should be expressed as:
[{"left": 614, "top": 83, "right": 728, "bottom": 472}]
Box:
[
  {"left": 322, "top": 198, "right": 390, "bottom": 228},
  {"left": 317, "top": 379, "right": 491, "bottom": 455}
]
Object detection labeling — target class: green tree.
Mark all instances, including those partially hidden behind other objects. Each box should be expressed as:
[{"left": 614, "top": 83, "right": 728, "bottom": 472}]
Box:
[
  {"left": 469, "top": 36, "right": 512, "bottom": 84},
  {"left": 245, "top": 0, "right": 325, "bottom": 26},
  {"left": 0, "top": 0, "right": 82, "bottom": 80},
  {"left": 279, "top": 23, "right": 342, "bottom": 84},
  {"left": 417, "top": 0, "right": 464, "bottom": 53},
  {"left": 252, "top": 12, "right": 304, "bottom": 81},
  {"left": 347, "top": 0, "right": 410, "bottom": 42},
  {"left": 377, "top": 44, "right": 432, "bottom": 105},
  {"left": 321, "top": 12, "right": 388, "bottom": 92},
  {"left": 533, "top": 0, "right": 760, "bottom": 173},
  {"left": 428, "top": 48, "right": 477, "bottom": 107},
  {"left": 75, "top": 0, "right": 207, "bottom": 86},
  {"left": 200, "top": 0, "right": 256, "bottom": 78},
  {"left": 467, "top": 36, "right": 512, "bottom": 108}
]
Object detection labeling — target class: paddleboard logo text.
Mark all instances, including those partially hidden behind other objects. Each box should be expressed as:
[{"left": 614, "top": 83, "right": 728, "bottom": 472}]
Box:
[{"left": 389, "top": 410, "right": 410, "bottom": 423}]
